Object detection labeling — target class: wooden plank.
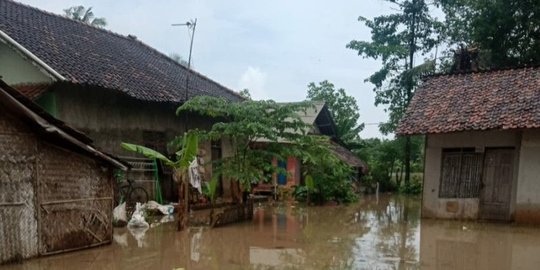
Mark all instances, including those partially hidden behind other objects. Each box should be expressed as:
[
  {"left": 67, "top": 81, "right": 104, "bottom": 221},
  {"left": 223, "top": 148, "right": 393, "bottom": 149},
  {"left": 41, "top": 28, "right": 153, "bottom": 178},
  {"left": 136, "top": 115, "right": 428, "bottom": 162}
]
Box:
[{"left": 479, "top": 148, "right": 514, "bottom": 221}]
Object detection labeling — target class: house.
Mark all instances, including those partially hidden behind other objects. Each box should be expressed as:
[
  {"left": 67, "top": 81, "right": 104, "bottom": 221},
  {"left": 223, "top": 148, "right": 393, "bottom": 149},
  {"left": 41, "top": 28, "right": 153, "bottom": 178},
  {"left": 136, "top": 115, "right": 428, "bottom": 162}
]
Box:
[
  {"left": 254, "top": 101, "right": 367, "bottom": 195},
  {"left": 397, "top": 67, "right": 540, "bottom": 223},
  {"left": 0, "top": 0, "right": 243, "bottom": 201},
  {"left": 0, "top": 79, "right": 128, "bottom": 264}
]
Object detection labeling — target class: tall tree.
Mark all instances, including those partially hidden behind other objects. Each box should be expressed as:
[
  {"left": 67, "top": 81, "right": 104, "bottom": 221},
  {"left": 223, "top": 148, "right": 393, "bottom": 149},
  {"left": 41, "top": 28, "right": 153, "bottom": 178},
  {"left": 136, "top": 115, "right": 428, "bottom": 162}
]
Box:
[
  {"left": 64, "top": 6, "right": 107, "bottom": 28},
  {"left": 439, "top": 0, "right": 540, "bottom": 68},
  {"left": 347, "top": 0, "right": 441, "bottom": 186},
  {"left": 307, "top": 80, "right": 364, "bottom": 149}
]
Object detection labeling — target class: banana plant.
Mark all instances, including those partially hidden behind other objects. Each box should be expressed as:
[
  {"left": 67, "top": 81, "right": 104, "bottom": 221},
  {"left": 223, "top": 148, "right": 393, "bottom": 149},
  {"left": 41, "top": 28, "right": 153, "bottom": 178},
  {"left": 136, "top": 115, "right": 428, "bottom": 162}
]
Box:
[
  {"left": 122, "top": 132, "right": 199, "bottom": 230},
  {"left": 121, "top": 132, "right": 198, "bottom": 173}
]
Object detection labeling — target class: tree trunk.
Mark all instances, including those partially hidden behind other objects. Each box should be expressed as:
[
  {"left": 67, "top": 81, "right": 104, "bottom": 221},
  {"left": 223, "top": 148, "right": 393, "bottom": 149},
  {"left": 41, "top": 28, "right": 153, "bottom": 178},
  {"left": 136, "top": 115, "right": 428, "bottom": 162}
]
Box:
[
  {"left": 405, "top": 136, "right": 411, "bottom": 187},
  {"left": 404, "top": 0, "right": 417, "bottom": 187}
]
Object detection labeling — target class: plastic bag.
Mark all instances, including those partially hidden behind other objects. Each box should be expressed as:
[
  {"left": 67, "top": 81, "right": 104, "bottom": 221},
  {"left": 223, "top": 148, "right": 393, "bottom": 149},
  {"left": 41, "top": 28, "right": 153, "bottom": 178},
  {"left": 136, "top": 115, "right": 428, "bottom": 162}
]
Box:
[
  {"left": 143, "top": 200, "right": 175, "bottom": 215},
  {"left": 113, "top": 202, "right": 127, "bottom": 226},
  {"left": 128, "top": 202, "right": 149, "bottom": 228}
]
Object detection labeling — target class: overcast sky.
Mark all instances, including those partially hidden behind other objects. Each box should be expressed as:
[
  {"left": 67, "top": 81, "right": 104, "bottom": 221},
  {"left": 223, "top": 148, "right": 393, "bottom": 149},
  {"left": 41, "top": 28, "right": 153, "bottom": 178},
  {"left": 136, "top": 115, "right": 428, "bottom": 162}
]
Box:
[{"left": 19, "top": 0, "right": 396, "bottom": 138}]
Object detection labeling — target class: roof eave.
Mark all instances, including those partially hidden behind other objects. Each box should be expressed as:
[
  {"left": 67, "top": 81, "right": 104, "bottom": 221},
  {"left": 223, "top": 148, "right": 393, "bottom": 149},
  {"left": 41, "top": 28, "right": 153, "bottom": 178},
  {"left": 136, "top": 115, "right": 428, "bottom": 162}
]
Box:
[{"left": 0, "top": 29, "right": 66, "bottom": 82}]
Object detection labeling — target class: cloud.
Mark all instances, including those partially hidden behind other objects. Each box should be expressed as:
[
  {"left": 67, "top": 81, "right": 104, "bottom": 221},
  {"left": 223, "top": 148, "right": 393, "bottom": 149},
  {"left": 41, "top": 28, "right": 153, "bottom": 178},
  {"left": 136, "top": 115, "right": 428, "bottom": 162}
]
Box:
[{"left": 238, "top": 66, "right": 268, "bottom": 100}]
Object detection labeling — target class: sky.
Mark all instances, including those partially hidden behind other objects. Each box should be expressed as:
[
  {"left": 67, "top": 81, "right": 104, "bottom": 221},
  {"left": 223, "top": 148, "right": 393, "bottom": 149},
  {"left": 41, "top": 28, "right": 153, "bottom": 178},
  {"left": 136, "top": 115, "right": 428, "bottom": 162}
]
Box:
[{"left": 19, "top": 0, "right": 396, "bottom": 138}]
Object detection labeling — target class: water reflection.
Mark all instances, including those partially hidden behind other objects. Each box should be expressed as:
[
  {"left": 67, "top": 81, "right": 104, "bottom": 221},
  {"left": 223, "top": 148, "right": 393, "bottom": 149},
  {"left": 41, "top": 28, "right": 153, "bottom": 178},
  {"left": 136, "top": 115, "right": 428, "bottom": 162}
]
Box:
[{"left": 2, "top": 195, "right": 540, "bottom": 270}]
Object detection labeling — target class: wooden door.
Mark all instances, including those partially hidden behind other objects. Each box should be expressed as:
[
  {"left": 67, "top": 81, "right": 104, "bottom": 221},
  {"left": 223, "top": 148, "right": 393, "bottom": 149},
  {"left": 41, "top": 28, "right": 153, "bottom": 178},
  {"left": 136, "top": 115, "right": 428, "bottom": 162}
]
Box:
[{"left": 479, "top": 148, "right": 514, "bottom": 221}]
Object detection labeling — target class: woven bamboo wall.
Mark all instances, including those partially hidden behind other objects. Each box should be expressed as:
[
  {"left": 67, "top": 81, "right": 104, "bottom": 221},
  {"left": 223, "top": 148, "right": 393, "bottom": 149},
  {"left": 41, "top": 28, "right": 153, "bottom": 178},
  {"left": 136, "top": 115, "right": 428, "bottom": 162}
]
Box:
[
  {"left": 0, "top": 114, "right": 39, "bottom": 264},
  {"left": 38, "top": 143, "right": 113, "bottom": 254},
  {"left": 0, "top": 108, "right": 114, "bottom": 264}
]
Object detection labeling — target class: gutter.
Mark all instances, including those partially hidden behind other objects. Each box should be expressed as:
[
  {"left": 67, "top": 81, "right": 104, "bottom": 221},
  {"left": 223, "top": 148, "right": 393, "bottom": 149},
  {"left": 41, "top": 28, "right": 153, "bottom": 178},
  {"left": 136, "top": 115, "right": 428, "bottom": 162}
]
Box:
[{"left": 0, "top": 29, "right": 66, "bottom": 81}]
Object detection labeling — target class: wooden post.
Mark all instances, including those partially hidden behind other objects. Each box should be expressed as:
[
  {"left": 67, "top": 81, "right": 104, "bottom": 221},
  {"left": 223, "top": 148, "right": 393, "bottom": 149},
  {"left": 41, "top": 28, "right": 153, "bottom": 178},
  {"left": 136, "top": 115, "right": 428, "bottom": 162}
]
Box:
[
  {"left": 184, "top": 175, "right": 189, "bottom": 228},
  {"left": 177, "top": 172, "right": 186, "bottom": 231}
]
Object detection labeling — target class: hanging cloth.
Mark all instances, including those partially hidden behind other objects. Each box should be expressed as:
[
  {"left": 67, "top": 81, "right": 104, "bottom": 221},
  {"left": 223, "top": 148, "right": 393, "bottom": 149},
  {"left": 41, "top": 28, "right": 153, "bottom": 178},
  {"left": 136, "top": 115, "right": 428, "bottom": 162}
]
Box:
[{"left": 188, "top": 158, "right": 202, "bottom": 194}]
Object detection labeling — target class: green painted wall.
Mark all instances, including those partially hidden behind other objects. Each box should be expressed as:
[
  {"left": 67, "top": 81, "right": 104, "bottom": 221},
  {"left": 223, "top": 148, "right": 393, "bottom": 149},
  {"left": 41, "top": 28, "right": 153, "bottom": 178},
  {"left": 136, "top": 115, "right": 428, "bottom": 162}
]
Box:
[{"left": 36, "top": 92, "right": 57, "bottom": 116}]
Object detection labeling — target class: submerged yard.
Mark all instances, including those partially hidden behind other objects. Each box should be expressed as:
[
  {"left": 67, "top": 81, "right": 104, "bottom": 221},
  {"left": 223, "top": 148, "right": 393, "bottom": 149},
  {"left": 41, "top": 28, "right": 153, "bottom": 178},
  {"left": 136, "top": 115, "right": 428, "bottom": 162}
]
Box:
[{"left": 2, "top": 194, "right": 540, "bottom": 270}]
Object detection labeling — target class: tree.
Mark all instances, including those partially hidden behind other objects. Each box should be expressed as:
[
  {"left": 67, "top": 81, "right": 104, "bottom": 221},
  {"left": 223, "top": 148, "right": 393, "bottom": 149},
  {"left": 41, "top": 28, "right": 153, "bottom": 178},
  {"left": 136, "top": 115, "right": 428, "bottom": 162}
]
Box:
[
  {"left": 439, "top": 0, "right": 540, "bottom": 69},
  {"left": 307, "top": 80, "right": 364, "bottom": 149},
  {"left": 168, "top": 53, "right": 189, "bottom": 67},
  {"left": 238, "top": 89, "right": 252, "bottom": 100},
  {"left": 178, "top": 96, "right": 357, "bottom": 204},
  {"left": 347, "top": 0, "right": 441, "bottom": 186},
  {"left": 64, "top": 6, "right": 107, "bottom": 28}
]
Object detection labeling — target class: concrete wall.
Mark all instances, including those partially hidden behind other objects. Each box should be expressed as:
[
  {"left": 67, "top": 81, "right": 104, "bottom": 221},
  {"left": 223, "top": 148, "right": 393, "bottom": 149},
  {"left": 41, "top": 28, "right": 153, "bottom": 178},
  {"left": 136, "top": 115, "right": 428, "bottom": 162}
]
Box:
[
  {"left": 514, "top": 128, "right": 540, "bottom": 223},
  {"left": 423, "top": 130, "right": 520, "bottom": 220},
  {"left": 0, "top": 41, "right": 53, "bottom": 85}
]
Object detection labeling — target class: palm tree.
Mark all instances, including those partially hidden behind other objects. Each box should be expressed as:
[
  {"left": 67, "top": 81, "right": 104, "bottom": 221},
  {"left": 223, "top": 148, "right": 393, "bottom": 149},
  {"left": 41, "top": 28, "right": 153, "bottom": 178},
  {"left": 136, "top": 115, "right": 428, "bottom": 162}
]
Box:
[{"left": 63, "top": 6, "right": 107, "bottom": 28}]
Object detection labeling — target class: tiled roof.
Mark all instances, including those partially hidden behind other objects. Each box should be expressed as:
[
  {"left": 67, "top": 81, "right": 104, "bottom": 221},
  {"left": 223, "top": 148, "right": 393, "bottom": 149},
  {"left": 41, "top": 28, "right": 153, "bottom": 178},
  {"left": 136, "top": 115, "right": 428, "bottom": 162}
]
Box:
[
  {"left": 0, "top": 0, "right": 243, "bottom": 103},
  {"left": 330, "top": 141, "right": 368, "bottom": 173},
  {"left": 12, "top": 83, "right": 50, "bottom": 100},
  {"left": 397, "top": 67, "right": 540, "bottom": 135}
]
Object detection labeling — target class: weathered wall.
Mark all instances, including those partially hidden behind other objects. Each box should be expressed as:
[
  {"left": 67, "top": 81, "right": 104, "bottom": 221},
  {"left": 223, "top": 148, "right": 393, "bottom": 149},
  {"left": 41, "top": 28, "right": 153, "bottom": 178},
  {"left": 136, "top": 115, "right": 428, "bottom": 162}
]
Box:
[
  {"left": 423, "top": 130, "right": 520, "bottom": 220},
  {"left": 54, "top": 85, "right": 213, "bottom": 156},
  {"left": 0, "top": 112, "right": 39, "bottom": 264},
  {"left": 0, "top": 41, "right": 53, "bottom": 85},
  {"left": 514, "top": 128, "right": 540, "bottom": 223},
  {"left": 0, "top": 104, "right": 114, "bottom": 264},
  {"left": 53, "top": 85, "right": 225, "bottom": 201},
  {"left": 38, "top": 142, "right": 113, "bottom": 254}
]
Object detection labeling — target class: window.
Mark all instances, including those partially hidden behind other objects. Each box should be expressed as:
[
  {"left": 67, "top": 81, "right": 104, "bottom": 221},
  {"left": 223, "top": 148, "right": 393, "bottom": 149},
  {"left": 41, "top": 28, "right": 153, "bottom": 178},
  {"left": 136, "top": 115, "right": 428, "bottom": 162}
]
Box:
[{"left": 439, "top": 148, "right": 483, "bottom": 198}]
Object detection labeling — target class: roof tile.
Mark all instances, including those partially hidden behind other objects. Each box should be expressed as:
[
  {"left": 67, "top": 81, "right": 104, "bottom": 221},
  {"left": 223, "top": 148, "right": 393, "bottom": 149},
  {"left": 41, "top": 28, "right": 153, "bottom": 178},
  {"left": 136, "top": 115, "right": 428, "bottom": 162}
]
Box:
[
  {"left": 0, "top": 0, "right": 243, "bottom": 103},
  {"left": 397, "top": 67, "right": 540, "bottom": 135}
]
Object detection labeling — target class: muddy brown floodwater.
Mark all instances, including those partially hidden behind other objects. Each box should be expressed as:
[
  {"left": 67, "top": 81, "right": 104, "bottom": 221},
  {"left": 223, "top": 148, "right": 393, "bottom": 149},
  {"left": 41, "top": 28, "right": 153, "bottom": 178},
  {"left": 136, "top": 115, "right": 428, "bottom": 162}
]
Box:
[{"left": 2, "top": 194, "right": 540, "bottom": 270}]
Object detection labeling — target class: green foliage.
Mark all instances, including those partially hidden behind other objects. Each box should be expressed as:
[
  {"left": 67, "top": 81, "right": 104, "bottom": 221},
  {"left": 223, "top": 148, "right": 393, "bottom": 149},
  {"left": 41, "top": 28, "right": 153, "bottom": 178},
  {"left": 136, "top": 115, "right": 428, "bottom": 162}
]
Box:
[
  {"left": 238, "top": 89, "right": 252, "bottom": 100},
  {"left": 296, "top": 136, "right": 358, "bottom": 204},
  {"left": 122, "top": 132, "right": 199, "bottom": 172},
  {"left": 438, "top": 0, "right": 540, "bottom": 68},
  {"left": 307, "top": 80, "right": 364, "bottom": 149},
  {"left": 399, "top": 174, "right": 423, "bottom": 195},
  {"left": 177, "top": 96, "right": 314, "bottom": 191},
  {"left": 348, "top": 0, "right": 440, "bottom": 186},
  {"left": 63, "top": 6, "right": 107, "bottom": 27},
  {"left": 177, "top": 96, "right": 358, "bottom": 203},
  {"left": 121, "top": 143, "right": 175, "bottom": 166},
  {"left": 203, "top": 174, "right": 220, "bottom": 204},
  {"left": 357, "top": 136, "right": 424, "bottom": 192},
  {"left": 347, "top": 0, "right": 442, "bottom": 133}
]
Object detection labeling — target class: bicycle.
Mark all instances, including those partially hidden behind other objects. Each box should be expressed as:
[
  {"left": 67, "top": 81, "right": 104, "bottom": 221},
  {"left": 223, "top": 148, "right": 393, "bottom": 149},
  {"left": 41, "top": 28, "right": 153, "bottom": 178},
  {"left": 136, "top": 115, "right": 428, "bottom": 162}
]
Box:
[{"left": 117, "top": 178, "right": 149, "bottom": 206}]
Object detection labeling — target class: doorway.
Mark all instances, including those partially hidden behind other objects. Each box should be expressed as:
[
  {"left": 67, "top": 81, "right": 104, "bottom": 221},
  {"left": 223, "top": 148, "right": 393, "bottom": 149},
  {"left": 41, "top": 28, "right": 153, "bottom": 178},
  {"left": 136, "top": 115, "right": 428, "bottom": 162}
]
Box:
[{"left": 479, "top": 148, "right": 515, "bottom": 221}]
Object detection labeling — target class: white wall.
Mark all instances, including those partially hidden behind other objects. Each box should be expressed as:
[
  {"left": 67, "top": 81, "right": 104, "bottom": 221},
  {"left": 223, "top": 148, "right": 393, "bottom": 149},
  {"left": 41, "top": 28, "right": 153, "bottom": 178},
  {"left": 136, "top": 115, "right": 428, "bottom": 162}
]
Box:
[
  {"left": 0, "top": 41, "right": 52, "bottom": 85},
  {"left": 515, "top": 128, "right": 540, "bottom": 223},
  {"left": 423, "top": 130, "right": 520, "bottom": 220}
]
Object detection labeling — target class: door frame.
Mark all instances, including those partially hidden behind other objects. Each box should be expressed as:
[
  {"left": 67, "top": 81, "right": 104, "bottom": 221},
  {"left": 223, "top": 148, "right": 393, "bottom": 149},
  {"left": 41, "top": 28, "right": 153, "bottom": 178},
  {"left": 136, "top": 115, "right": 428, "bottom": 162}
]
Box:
[{"left": 478, "top": 147, "right": 516, "bottom": 221}]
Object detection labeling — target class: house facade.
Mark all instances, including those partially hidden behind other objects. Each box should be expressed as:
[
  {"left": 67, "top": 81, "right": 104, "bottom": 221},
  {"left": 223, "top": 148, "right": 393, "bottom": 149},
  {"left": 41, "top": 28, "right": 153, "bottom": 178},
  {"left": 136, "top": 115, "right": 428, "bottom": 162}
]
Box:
[
  {"left": 0, "top": 80, "right": 127, "bottom": 264},
  {"left": 254, "top": 102, "right": 367, "bottom": 196},
  {"left": 0, "top": 0, "right": 242, "bottom": 201},
  {"left": 398, "top": 67, "right": 540, "bottom": 224}
]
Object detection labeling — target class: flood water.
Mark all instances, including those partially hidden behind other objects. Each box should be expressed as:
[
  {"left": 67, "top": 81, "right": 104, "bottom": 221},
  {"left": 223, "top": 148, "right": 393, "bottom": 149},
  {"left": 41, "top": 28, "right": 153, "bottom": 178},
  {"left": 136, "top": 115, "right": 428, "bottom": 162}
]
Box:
[{"left": 3, "top": 194, "right": 540, "bottom": 270}]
